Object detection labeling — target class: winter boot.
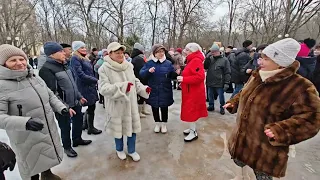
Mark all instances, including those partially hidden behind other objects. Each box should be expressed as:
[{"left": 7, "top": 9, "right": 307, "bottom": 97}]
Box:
[
  {"left": 87, "top": 114, "right": 102, "bottom": 135},
  {"left": 184, "top": 129, "right": 198, "bottom": 142},
  {"left": 82, "top": 111, "right": 88, "bottom": 130},
  {"left": 161, "top": 123, "right": 167, "bottom": 134},
  {"left": 142, "top": 102, "right": 150, "bottom": 115},
  {"left": 154, "top": 122, "right": 160, "bottom": 133},
  {"left": 41, "top": 169, "right": 61, "bottom": 180},
  {"left": 139, "top": 105, "right": 146, "bottom": 118}
]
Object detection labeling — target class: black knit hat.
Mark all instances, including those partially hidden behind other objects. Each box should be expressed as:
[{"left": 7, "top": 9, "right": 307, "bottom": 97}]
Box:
[
  {"left": 243, "top": 40, "right": 253, "bottom": 48},
  {"left": 303, "top": 38, "right": 316, "bottom": 49},
  {"left": 60, "top": 43, "right": 71, "bottom": 48}
]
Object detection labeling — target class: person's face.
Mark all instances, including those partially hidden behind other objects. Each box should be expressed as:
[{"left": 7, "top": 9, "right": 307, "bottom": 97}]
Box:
[
  {"left": 247, "top": 44, "right": 253, "bottom": 50},
  {"left": 93, "top": 50, "right": 98, "bottom": 56},
  {"left": 109, "top": 49, "right": 124, "bottom": 63},
  {"left": 211, "top": 51, "right": 220, "bottom": 56},
  {"left": 258, "top": 54, "right": 281, "bottom": 71},
  {"left": 124, "top": 53, "right": 130, "bottom": 59},
  {"left": 78, "top": 47, "right": 87, "bottom": 55},
  {"left": 4, "top": 56, "right": 27, "bottom": 71},
  {"left": 63, "top": 47, "right": 72, "bottom": 58},
  {"left": 314, "top": 47, "right": 320, "bottom": 56},
  {"left": 155, "top": 49, "right": 165, "bottom": 59},
  {"left": 184, "top": 48, "right": 192, "bottom": 56},
  {"left": 50, "top": 50, "right": 66, "bottom": 63},
  {"left": 225, "top": 48, "right": 232, "bottom": 53}
]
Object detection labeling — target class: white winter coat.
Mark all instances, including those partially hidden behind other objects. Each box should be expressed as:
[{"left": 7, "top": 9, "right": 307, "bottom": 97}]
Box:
[
  {"left": 98, "top": 56, "right": 149, "bottom": 138},
  {"left": 0, "top": 66, "right": 66, "bottom": 180}
]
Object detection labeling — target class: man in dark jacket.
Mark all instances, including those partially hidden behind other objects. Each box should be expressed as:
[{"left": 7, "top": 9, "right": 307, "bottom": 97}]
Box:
[
  {"left": 204, "top": 44, "right": 231, "bottom": 115},
  {"left": 131, "top": 43, "right": 149, "bottom": 117},
  {"left": 39, "top": 42, "right": 92, "bottom": 158},
  {"left": 89, "top": 48, "right": 99, "bottom": 65},
  {"left": 229, "top": 40, "right": 253, "bottom": 98},
  {"left": 60, "top": 43, "right": 72, "bottom": 66}
]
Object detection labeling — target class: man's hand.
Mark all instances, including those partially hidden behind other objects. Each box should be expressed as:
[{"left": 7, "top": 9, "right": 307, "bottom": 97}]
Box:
[
  {"left": 80, "top": 98, "right": 87, "bottom": 105},
  {"left": 61, "top": 108, "right": 76, "bottom": 117}
]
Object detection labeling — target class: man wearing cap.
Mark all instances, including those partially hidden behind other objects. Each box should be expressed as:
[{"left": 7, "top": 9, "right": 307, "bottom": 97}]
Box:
[
  {"left": 204, "top": 44, "right": 231, "bottom": 115},
  {"left": 229, "top": 40, "right": 253, "bottom": 98},
  {"left": 60, "top": 43, "right": 72, "bottom": 66},
  {"left": 39, "top": 42, "right": 92, "bottom": 158}
]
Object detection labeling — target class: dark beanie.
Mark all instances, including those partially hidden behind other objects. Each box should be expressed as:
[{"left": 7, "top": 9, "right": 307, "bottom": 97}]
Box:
[
  {"left": 44, "top": 42, "right": 64, "bottom": 56},
  {"left": 243, "top": 40, "right": 253, "bottom": 48},
  {"left": 60, "top": 43, "right": 71, "bottom": 48}
]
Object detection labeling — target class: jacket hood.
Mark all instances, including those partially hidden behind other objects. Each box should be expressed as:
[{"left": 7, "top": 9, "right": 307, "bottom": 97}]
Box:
[
  {"left": 131, "top": 48, "right": 143, "bottom": 58},
  {"left": 186, "top": 50, "right": 204, "bottom": 64},
  {"left": 253, "top": 60, "right": 300, "bottom": 83},
  {"left": 0, "top": 65, "right": 34, "bottom": 81},
  {"left": 104, "top": 55, "right": 130, "bottom": 72}
]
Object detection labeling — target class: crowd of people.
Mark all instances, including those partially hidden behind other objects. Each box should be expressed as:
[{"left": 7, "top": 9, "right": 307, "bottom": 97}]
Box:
[{"left": 0, "top": 37, "right": 320, "bottom": 180}]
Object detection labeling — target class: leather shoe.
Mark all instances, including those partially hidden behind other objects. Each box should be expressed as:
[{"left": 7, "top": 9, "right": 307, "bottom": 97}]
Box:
[
  {"left": 73, "top": 139, "right": 92, "bottom": 147},
  {"left": 64, "top": 148, "right": 77, "bottom": 158}
]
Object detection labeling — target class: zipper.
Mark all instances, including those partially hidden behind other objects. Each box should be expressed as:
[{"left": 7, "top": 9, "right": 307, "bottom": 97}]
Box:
[
  {"left": 17, "top": 104, "right": 22, "bottom": 116},
  {"left": 27, "top": 78, "right": 62, "bottom": 162}
]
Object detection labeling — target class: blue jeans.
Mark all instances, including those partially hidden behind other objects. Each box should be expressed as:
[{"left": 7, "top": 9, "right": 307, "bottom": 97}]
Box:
[
  {"left": 231, "top": 83, "right": 244, "bottom": 98},
  {"left": 115, "top": 133, "right": 136, "bottom": 154},
  {"left": 208, "top": 87, "right": 225, "bottom": 109},
  {"left": 55, "top": 105, "right": 83, "bottom": 148}
]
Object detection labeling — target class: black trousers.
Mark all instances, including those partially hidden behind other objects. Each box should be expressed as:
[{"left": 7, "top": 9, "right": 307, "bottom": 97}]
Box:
[
  {"left": 87, "top": 104, "right": 96, "bottom": 115},
  {"left": 151, "top": 107, "right": 168, "bottom": 122},
  {"left": 138, "top": 96, "right": 146, "bottom": 105}
]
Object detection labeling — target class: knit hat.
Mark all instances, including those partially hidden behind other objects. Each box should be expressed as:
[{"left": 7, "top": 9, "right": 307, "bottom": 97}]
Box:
[
  {"left": 185, "top": 43, "right": 202, "bottom": 52},
  {"left": 152, "top": 44, "right": 166, "bottom": 55},
  {"left": 243, "top": 40, "right": 253, "bottom": 48},
  {"left": 133, "top": 43, "right": 145, "bottom": 52},
  {"left": 176, "top": 48, "right": 183, "bottom": 54},
  {"left": 0, "top": 44, "right": 28, "bottom": 65},
  {"left": 262, "top": 38, "right": 300, "bottom": 67},
  {"left": 44, "top": 42, "right": 64, "bottom": 56},
  {"left": 107, "top": 42, "right": 126, "bottom": 53},
  {"left": 72, "top": 41, "right": 86, "bottom": 51},
  {"left": 210, "top": 44, "right": 220, "bottom": 52},
  {"left": 60, "top": 43, "right": 71, "bottom": 48}
]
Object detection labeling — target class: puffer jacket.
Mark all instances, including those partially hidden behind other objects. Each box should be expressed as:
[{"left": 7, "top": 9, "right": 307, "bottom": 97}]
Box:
[
  {"left": 204, "top": 55, "right": 231, "bottom": 88},
  {"left": 296, "top": 56, "right": 317, "bottom": 80},
  {"left": 0, "top": 66, "right": 66, "bottom": 180},
  {"left": 229, "top": 48, "right": 251, "bottom": 84},
  {"left": 70, "top": 52, "right": 99, "bottom": 106}
]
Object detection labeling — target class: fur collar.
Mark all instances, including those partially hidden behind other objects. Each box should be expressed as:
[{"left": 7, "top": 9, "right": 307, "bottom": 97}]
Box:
[
  {"left": 104, "top": 55, "right": 129, "bottom": 72},
  {"left": 151, "top": 54, "right": 166, "bottom": 63},
  {"left": 253, "top": 61, "right": 300, "bottom": 83},
  {"left": 73, "top": 51, "right": 90, "bottom": 61}
]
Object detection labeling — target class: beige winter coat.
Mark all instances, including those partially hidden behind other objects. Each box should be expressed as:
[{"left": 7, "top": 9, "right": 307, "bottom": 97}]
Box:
[
  {"left": 98, "top": 56, "right": 149, "bottom": 138},
  {"left": 0, "top": 66, "right": 66, "bottom": 180}
]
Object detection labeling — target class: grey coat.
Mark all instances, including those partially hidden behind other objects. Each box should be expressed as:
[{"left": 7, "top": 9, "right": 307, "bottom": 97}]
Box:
[
  {"left": 0, "top": 66, "right": 66, "bottom": 180},
  {"left": 204, "top": 55, "right": 231, "bottom": 88}
]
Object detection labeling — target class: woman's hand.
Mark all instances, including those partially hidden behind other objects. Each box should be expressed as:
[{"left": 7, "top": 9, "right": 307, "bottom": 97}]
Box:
[
  {"left": 177, "top": 76, "right": 183, "bottom": 82},
  {"left": 222, "top": 103, "right": 234, "bottom": 109},
  {"left": 149, "top": 67, "right": 155, "bottom": 73},
  {"left": 264, "top": 129, "right": 275, "bottom": 138}
]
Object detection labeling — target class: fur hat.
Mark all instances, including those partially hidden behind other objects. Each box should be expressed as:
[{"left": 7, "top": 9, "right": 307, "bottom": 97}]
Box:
[
  {"left": 0, "top": 44, "right": 28, "bottom": 65},
  {"left": 262, "top": 38, "right": 300, "bottom": 67},
  {"left": 152, "top": 44, "right": 166, "bottom": 55}
]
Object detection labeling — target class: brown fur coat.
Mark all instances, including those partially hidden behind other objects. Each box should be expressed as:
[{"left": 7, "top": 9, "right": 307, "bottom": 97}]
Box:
[{"left": 227, "top": 61, "right": 320, "bottom": 177}]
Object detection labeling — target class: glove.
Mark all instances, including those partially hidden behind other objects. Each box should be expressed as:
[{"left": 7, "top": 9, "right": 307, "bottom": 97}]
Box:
[
  {"left": 0, "top": 141, "right": 16, "bottom": 172},
  {"left": 223, "top": 84, "right": 229, "bottom": 92},
  {"left": 61, "top": 108, "right": 69, "bottom": 116},
  {"left": 146, "top": 87, "right": 152, "bottom": 94},
  {"left": 126, "top": 82, "right": 134, "bottom": 92},
  {"left": 26, "top": 118, "right": 44, "bottom": 131}
]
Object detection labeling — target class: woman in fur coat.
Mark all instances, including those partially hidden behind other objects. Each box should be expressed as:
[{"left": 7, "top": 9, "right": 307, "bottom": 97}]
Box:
[
  {"left": 98, "top": 42, "right": 150, "bottom": 161},
  {"left": 224, "top": 38, "right": 320, "bottom": 179}
]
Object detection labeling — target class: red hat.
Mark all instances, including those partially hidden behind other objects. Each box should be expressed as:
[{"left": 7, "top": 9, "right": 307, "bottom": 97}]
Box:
[{"left": 176, "top": 48, "right": 183, "bottom": 54}]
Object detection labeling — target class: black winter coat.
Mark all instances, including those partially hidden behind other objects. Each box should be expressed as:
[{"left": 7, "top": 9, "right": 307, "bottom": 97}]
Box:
[
  {"left": 204, "top": 55, "right": 231, "bottom": 88},
  {"left": 229, "top": 48, "right": 251, "bottom": 84},
  {"left": 131, "top": 49, "right": 147, "bottom": 85},
  {"left": 312, "top": 56, "right": 320, "bottom": 94},
  {"left": 296, "top": 56, "right": 317, "bottom": 81}
]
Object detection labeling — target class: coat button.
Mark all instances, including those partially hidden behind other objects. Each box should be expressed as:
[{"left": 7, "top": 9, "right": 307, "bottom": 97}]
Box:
[{"left": 243, "top": 115, "right": 247, "bottom": 119}]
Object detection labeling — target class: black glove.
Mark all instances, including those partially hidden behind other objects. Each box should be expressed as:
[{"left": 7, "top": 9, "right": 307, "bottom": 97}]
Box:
[
  {"left": 223, "top": 84, "right": 229, "bottom": 92},
  {"left": 61, "top": 108, "right": 69, "bottom": 117},
  {"left": 26, "top": 118, "right": 44, "bottom": 131},
  {"left": 0, "top": 141, "right": 16, "bottom": 172}
]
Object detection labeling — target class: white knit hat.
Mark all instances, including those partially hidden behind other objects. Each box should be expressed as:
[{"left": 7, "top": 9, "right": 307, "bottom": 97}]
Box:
[
  {"left": 72, "top": 41, "right": 86, "bottom": 51},
  {"left": 262, "top": 38, "right": 300, "bottom": 67},
  {"left": 185, "top": 43, "right": 202, "bottom": 52}
]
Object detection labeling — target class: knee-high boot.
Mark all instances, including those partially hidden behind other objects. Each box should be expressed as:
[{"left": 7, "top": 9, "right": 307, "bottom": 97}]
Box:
[{"left": 87, "top": 113, "right": 102, "bottom": 135}]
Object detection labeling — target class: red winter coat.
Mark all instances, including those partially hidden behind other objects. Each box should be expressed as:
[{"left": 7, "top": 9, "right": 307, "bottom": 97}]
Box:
[{"left": 180, "top": 50, "right": 208, "bottom": 122}]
